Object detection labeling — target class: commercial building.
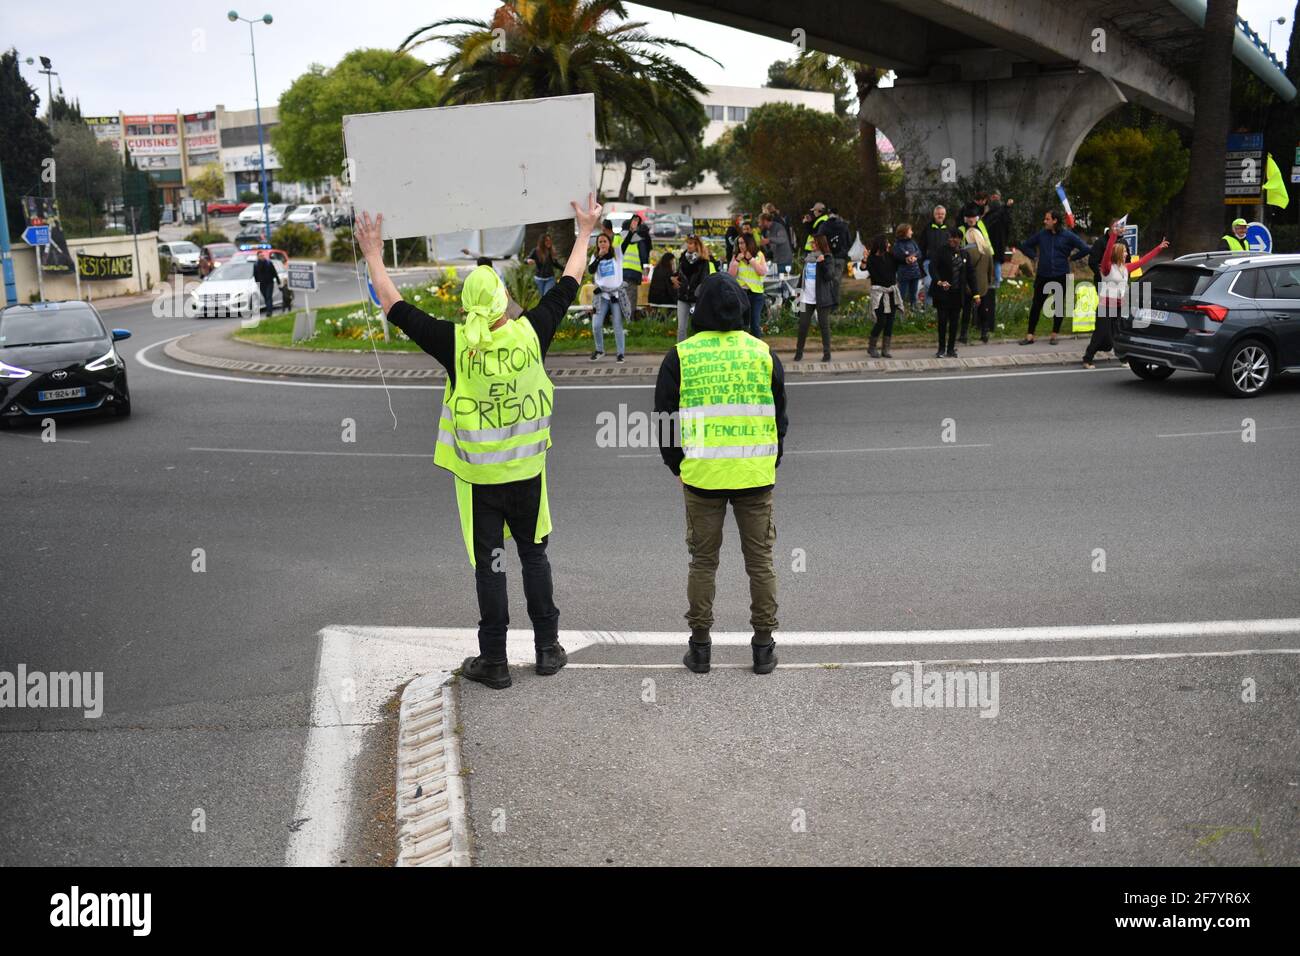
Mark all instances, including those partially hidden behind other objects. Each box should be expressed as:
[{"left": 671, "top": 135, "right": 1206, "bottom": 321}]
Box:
[{"left": 595, "top": 84, "right": 837, "bottom": 219}]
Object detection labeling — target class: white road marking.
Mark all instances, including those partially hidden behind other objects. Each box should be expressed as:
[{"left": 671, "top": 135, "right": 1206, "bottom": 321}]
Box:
[
  {"left": 190, "top": 446, "right": 429, "bottom": 458},
  {"left": 294, "top": 619, "right": 1300, "bottom": 865},
  {"left": 563, "top": 648, "right": 1300, "bottom": 668},
  {"left": 1158, "top": 425, "right": 1300, "bottom": 439},
  {"left": 134, "top": 336, "right": 1124, "bottom": 391},
  {"left": 0, "top": 431, "right": 91, "bottom": 444}
]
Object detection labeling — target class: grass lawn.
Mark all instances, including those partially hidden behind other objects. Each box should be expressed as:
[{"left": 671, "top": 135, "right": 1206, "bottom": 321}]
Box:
[{"left": 233, "top": 274, "right": 1098, "bottom": 355}]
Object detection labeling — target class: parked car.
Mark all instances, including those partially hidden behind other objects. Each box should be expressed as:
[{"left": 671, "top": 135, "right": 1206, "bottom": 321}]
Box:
[
  {"left": 286, "top": 204, "right": 326, "bottom": 227},
  {"left": 199, "top": 242, "right": 238, "bottom": 277},
  {"left": 0, "top": 301, "right": 132, "bottom": 425},
  {"left": 188, "top": 257, "right": 289, "bottom": 319},
  {"left": 158, "top": 240, "right": 201, "bottom": 274},
  {"left": 1113, "top": 253, "right": 1300, "bottom": 397},
  {"left": 207, "top": 198, "right": 248, "bottom": 216},
  {"left": 329, "top": 207, "right": 353, "bottom": 228},
  {"left": 234, "top": 224, "right": 272, "bottom": 246},
  {"left": 238, "top": 202, "right": 295, "bottom": 226},
  {"left": 650, "top": 214, "right": 693, "bottom": 241}
]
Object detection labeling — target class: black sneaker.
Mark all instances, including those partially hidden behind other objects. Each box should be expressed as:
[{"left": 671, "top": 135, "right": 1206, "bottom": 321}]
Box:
[
  {"left": 590, "top": 351, "right": 601, "bottom": 361},
  {"left": 946, "top": 349, "right": 958, "bottom": 358},
  {"left": 535, "top": 642, "right": 568, "bottom": 676},
  {"left": 935, "top": 350, "right": 945, "bottom": 359},
  {"left": 616, "top": 354, "right": 625, "bottom": 363},
  {"left": 459, "top": 656, "right": 511, "bottom": 690},
  {"left": 683, "top": 640, "right": 711, "bottom": 674},
  {"left": 752, "top": 640, "right": 778, "bottom": 675}
]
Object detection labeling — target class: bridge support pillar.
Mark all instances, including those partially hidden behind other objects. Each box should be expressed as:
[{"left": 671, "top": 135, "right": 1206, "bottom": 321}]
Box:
[{"left": 863, "top": 70, "right": 1127, "bottom": 197}]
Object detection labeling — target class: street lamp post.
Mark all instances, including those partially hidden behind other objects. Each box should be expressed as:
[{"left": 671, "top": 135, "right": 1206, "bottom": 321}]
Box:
[
  {"left": 25, "top": 56, "right": 61, "bottom": 199},
  {"left": 228, "top": 11, "right": 274, "bottom": 245},
  {"left": 1268, "top": 17, "right": 1287, "bottom": 55}
]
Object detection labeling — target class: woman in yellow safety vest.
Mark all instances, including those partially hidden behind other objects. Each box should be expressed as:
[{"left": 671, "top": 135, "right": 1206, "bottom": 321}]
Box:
[{"left": 728, "top": 233, "right": 768, "bottom": 337}]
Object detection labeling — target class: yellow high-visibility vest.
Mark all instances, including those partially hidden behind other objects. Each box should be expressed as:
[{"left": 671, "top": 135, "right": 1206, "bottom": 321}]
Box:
[
  {"left": 434, "top": 318, "right": 553, "bottom": 484},
  {"left": 803, "top": 214, "right": 828, "bottom": 251},
  {"left": 676, "top": 330, "right": 777, "bottom": 490},
  {"left": 1222, "top": 234, "right": 1246, "bottom": 252}
]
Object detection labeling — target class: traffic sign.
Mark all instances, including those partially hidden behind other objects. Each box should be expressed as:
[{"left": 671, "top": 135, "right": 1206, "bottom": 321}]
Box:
[
  {"left": 1244, "top": 222, "right": 1272, "bottom": 253},
  {"left": 287, "top": 261, "right": 317, "bottom": 292},
  {"left": 362, "top": 263, "right": 380, "bottom": 307},
  {"left": 22, "top": 225, "right": 50, "bottom": 246},
  {"left": 1121, "top": 224, "right": 1139, "bottom": 258}
]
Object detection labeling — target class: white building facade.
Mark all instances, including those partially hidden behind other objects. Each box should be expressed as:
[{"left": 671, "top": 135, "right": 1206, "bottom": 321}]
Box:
[{"left": 595, "top": 84, "right": 836, "bottom": 219}]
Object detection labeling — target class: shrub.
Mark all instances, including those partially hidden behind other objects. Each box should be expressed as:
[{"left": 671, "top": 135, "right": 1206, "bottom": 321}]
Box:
[
  {"left": 330, "top": 226, "right": 357, "bottom": 263},
  {"left": 238, "top": 190, "right": 259, "bottom": 203},
  {"left": 185, "top": 229, "right": 226, "bottom": 246},
  {"left": 502, "top": 260, "right": 540, "bottom": 311},
  {"left": 271, "top": 222, "right": 325, "bottom": 257}
]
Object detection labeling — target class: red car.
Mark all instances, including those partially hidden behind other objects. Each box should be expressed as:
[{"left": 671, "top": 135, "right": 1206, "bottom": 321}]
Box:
[
  {"left": 198, "top": 242, "right": 238, "bottom": 277},
  {"left": 207, "top": 199, "right": 249, "bottom": 216}
]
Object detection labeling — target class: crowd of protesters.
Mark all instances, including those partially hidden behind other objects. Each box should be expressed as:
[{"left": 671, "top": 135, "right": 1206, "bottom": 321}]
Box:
[{"left": 520, "top": 186, "right": 1173, "bottom": 369}]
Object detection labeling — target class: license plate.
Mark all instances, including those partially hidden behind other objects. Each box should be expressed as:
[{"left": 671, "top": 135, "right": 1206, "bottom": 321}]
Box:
[
  {"left": 38, "top": 387, "right": 86, "bottom": 402},
  {"left": 1132, "top": 308, "right": 1168, "bottom": 326}
]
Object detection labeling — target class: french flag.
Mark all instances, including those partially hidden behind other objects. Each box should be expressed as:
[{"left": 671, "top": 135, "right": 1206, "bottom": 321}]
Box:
[{"left": 1055, "top": 183, "right": 1075, "bottom": 228}]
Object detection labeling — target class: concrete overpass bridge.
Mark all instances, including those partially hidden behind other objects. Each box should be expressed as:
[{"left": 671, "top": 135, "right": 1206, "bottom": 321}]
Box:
[{"left": 643, "top": 0, "right": 1296, "bottom": 189}]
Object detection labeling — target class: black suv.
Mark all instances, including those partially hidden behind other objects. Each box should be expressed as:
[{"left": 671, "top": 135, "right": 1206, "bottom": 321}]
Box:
[{"left": 1113, "top": 253, "right": 1300, "bottom": 397}]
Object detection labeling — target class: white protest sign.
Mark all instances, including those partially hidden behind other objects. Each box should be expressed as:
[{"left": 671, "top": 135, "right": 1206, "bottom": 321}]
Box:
[{"left": 342, "top": 94, "right": 597, "bottom": 239}]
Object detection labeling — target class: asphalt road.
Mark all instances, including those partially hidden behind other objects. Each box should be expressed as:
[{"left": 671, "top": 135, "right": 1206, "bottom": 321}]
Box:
[{"left": 2, "top": 294, "right": 1298, "bottom": 865}]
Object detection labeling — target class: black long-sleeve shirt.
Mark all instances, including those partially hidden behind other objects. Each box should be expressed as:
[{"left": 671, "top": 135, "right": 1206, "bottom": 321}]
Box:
[
  {"left": 385, "top": 275, "right": 578, "bottom": 388},
  {"left": 653, "top": 345, "right": 788, "bottom": 498}
]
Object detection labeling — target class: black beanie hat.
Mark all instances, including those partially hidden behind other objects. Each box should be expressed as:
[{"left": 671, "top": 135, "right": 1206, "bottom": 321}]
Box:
[{"left": 690, "top": 271, "right": 748, "bottom": 333}]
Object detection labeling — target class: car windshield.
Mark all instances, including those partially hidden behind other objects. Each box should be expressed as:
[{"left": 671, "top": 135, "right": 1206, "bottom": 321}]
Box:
[
  {"left": 207, "top": 244, "right": 235, "bottom": 257},
  {"left": 1138, "top": 264, "right": 1216, "bottom": 296},
  {"left": 270, "top": 205, "right": 291, "bottom": 213},
  {"left": 170, "top": 241, "right": 199, "bottom": 254},
  {"left": 0, "top": 306, "right": 105, "bottom": 348},
  {"left": 207, "top": 261, "right": 256, "bottom": 282}
]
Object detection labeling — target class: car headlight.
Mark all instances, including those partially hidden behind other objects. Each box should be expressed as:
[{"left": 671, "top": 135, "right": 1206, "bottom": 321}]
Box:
[
  {"left": 0, "top": 360, "right": 32, "bottom": 379},
  {"left": 85, "top": 347, "right": 122, "bottom": 371}
]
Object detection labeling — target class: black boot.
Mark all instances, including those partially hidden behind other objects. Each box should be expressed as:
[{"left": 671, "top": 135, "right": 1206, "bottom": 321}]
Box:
[
  {"left": 535, "top": 642, "right": 568, "bottom": 676},
  {"left": 460, "top": 656, "right": 511, "bottom": 690},
  {"left": 881, "top": 336, "right": 893, "bottom": 358},
  {"left": 683, "top": 629, "right": 711, "bottom": 674},
  {"left": 867, "top": 334, "right": 879, "bottom": 358},
  {"left": 752, "top": 632, "right": 777, "bottom": 675}
]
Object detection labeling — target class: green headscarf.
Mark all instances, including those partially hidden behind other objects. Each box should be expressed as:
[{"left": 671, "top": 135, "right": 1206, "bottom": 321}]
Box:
[{"left": 461, "top": 265, "right": 509, "bottom": 349}]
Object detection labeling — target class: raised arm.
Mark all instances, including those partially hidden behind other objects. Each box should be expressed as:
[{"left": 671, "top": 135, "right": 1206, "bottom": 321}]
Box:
[
  {"left": 355, "top": 211, "right": 403, "bottom": 315},
  {"left": 564, "top": 194, "right": 602, "bottom": 284}
]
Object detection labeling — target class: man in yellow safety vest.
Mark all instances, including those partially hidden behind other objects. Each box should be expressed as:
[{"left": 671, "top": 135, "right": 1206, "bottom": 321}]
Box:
[
  {"left": 355, "top": 196, "right": 602, "bottom": 690},
  {"left": 654, "top": 272, "right": 789, "bottom": 675},
  {"left": 1222, "top": 218, "right": 1249, "bottom": 252}
]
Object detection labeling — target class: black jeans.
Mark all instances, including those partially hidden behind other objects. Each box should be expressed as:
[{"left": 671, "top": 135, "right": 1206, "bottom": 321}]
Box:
[
  {"left": 471, "top": 475, "right": 559, "bottom": 662},
  {"left": 259, "top": 281, "right": 276, "bottom": 315},
  {"left": 869, "top": 297, "right": 897, "bottom": 339},
  {"left": 1084, "top": 314, "right": 1115, "bottom": 363},
  {"left": 1027, "top": 273, "right": 1066, "bottom": 336},
  {"left": 796, "top": 304, "right": 831, "bottom": 358},
  {"left": 937, "top": 306, "right": 960, "bottom": 352}
]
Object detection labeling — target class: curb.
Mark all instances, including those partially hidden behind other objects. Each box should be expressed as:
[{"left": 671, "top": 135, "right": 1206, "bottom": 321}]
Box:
[
  {"left": 164, "top": 333, "right": 1107, "bottom": 381},
  {"left": 395, "top": 674, "right": 471, "bottom": 867}
]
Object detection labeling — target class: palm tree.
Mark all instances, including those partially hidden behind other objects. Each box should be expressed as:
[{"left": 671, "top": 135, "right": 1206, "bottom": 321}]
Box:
[
  {"left": 400, "top": 0, "right": 718, "bottom": 256},
  {"left": 791, "top": 52, "right": 888, "bottom": 237},
  {"left": 1178, "top": 0, "right": 1240, "bottom": 253}
]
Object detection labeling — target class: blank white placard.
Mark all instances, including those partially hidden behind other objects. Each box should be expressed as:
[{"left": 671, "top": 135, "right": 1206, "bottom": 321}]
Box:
[{"left": 342, "top": 94, "right": 596, "bottom": 239}]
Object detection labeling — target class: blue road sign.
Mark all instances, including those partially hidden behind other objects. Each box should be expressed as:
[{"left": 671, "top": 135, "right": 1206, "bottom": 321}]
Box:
[
  {"left": 1244, "top": 222, "right": 1272, "bottom": 253},
  {"left": 363, "top": 263, "right": 380, "bottom": 307},
  {"left": 22, "top": 225, "right": 50, "bottom": 246}
]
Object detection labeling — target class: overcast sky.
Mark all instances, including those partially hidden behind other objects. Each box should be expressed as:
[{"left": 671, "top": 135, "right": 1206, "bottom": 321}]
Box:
[{"left": 2, "top": 0, "right": 1295, "bottom": 116}]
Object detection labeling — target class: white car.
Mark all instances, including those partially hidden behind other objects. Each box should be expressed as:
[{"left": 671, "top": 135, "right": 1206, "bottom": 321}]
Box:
[
  {"left": 159, "top": 241, "right": 201, "bottom": 274},
  {"left": 238, "top": 203, "right": 295, "bottom": 226},
  {"left": 286, "top": 204, "right": 326, "bottom": 227},
  {"left": 188, "top": 257, "right": 289, "bottom": 319}
]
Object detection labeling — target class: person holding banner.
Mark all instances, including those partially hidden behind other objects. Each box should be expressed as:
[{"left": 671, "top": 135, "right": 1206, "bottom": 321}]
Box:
[
  {"left": 1083, "top": 221, "right": 1169, "bottom": 369},
  {"left": 354, "top": 195, "right": 603, "bottom": 690}
]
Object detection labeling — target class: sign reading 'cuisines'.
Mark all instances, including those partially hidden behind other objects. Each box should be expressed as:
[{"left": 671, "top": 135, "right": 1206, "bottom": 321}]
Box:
[{"left": 78, "top": 252, "right": 135, "bottom": 280}]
